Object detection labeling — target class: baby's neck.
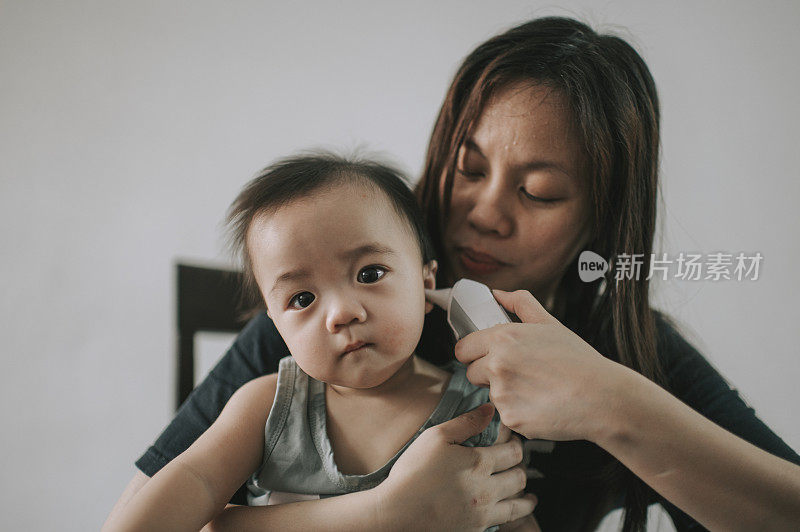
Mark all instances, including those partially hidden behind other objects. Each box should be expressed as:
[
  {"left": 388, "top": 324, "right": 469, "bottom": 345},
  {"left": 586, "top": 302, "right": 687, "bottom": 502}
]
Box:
[
  {"left": 323, "top": 355, "right": 452, "bottom": 475},
  {"left": 326, "top": 355, "right": 448, "bottom": 402}
]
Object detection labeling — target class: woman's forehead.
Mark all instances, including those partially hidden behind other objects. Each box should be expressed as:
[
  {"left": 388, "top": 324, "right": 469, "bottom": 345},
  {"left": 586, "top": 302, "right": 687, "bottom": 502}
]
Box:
[
  {"left": 463, "top": 83, "right": 584, "bottom": 179},
  {"left": 477, "top": 83, "right": 574, "bottom": 141}
]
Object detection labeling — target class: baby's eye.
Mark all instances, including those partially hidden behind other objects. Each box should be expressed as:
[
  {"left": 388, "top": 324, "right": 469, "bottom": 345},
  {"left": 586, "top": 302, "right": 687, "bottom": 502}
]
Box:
[
  {"left": 357, "top": 265, "right": 387, "bottom": 284},
  {"left": 288, "top": 292, "right": 315, "bottom": 310}
]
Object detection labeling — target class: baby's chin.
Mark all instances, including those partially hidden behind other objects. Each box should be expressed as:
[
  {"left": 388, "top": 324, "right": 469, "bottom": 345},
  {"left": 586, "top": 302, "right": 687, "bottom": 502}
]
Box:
[
  {"left": 315, "top": 355, "right": 415, "bottom": 392},
  {"left": 324, "top": 366, "right": 404, "bottom": 391}
]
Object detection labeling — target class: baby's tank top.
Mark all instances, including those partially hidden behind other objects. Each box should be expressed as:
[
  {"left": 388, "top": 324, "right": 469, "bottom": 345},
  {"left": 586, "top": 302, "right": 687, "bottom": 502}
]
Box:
[{"left": 246, "top": 356, "right": 501, "bottom": 505}]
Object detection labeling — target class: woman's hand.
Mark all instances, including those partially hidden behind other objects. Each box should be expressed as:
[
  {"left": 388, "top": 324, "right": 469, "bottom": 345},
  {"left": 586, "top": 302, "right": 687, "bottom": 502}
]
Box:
[
  {"left": 498, "top": 513, "right": 542, "bottom": 532},
  {"left": 455, "top": 289, "right": 628, "bottom": 442},
  {"left": 376, "top": 403, "right": 537, "bottom": 531}
]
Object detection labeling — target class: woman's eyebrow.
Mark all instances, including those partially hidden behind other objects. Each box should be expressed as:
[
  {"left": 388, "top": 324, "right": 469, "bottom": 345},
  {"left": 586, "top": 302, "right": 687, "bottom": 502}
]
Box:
[
  {"left": 520, "top": 160, "right": 573, "bottom": 179},
  {"left": 463, "top": 139, "right": 487, "bottom": 159},
  {"left": 465, "top": 138, "right": 572, "bottom": 179}
]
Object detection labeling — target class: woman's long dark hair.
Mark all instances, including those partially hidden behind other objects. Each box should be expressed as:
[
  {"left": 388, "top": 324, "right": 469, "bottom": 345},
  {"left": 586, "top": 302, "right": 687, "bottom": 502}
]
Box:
[{"left": 415, "top": 17, "right": 666, "bottom": 532}]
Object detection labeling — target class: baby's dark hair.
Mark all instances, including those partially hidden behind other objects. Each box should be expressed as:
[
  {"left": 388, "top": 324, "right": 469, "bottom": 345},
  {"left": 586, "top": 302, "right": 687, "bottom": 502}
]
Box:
[{"left": 227, "top": 151, "right": 435, "bottom": 309}]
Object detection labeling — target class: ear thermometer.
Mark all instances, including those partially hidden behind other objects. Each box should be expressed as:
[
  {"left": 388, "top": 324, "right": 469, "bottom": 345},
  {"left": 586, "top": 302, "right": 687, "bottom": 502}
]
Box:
[
  {"left": 425, "top": 279, "right": 556, "bottom": 457},
  {"left": 424, "top": 279, "right": 513, "bottom": 340}
]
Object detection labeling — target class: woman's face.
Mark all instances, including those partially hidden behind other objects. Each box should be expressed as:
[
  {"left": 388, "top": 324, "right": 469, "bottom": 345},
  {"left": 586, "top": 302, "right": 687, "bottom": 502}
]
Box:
[{"left": 442, "top": 82, "right": 592, "bottom": 306}]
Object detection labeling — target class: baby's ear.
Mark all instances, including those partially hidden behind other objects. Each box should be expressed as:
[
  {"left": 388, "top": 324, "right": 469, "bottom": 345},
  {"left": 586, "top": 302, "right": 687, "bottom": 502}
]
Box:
[{"left": 423, "top": 260, "right": 437, "bottom": 314}]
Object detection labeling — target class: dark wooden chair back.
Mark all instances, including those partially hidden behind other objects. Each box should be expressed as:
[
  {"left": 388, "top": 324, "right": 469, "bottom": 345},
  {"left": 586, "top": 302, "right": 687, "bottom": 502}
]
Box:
[{"left": 176, "top": 263, "right": 246, "bottom": 409}]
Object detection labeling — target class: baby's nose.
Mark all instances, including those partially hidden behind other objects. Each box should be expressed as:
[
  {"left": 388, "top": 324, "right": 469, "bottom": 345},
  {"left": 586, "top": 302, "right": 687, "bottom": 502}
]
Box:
[{"left": 325, "top": 295, "right": 367, "bottom": 332}]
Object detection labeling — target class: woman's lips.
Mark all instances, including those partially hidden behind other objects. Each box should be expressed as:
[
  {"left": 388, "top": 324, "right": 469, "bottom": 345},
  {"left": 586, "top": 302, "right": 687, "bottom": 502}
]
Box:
[{"left": 457, "top": 247, "right": 508, "bottom": 275}]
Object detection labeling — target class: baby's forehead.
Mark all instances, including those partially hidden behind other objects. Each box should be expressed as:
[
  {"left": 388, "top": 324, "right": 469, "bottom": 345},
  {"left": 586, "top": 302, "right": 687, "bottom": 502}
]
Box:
[
  {"left": 249, "top": 183, "right": 419, "bottom": 256},
  {"left": 265, "top": 179, "right": 412, "bottom": 228}
]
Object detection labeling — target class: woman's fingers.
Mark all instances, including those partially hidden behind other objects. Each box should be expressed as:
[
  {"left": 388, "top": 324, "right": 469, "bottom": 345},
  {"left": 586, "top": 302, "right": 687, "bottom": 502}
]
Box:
[
  {"left": 430, "top": 403, "right": 495, "bottom": 444},
  {"left": 489, "top": 493, "right": 538, "bottom": 527},
  {"left": 496, "top": 511, "right": 542, "bottom": 532},
  {"left": 491, "top": 465, "right": 528, "bottom": 501},
  {"left": 482, "top": 435, "right": 524, "bottom": 473},
  {"left": 455, "top": 289, "right": 549, "bottom": 366},
  {"left": 495, "top": 490, "right": 540, "bottom": 530},
  {"left": 495, "top": 423, "right": 512, "bottom": 443},
  {"left": 454, "top": 328, "right": 492, "bottom": 364},
  {"left": 491, "top": 289, "right": 551, "bottom": 324},
  {"left": 464, "top": 355, "right": 491, "bottom": 387}
]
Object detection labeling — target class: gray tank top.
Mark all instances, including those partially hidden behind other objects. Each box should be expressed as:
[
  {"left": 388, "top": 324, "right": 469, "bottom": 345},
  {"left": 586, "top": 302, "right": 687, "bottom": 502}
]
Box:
[{"left": 246, "top": 356, "right": 501, "bottom": 505}]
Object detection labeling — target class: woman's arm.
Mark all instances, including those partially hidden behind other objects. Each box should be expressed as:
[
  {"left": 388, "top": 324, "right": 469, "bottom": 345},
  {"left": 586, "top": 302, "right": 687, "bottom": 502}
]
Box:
[
  {"left": 456, "top": 289, "right": 800, "bottom": 531},
  {"left": 103, "top": 374, "right": 278, "bottom": 531},
  {"left": 599, "top": 366, "right": 800, "bottom": 530}
]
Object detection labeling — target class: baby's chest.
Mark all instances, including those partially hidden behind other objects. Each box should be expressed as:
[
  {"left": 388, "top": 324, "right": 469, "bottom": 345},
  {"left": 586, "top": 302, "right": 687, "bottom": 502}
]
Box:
[{"left": 325, "top": 402, "right": 435, "bottom": 475}]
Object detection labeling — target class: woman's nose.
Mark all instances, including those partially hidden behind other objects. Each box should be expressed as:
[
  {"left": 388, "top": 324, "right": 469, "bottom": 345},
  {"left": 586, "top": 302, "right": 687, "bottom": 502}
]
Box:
[
  {"left": 466, "top": 175, "right": 514, "bottom": 237},
  {"left": 325, "top": 293, "right": 367, "bottom": 333}
]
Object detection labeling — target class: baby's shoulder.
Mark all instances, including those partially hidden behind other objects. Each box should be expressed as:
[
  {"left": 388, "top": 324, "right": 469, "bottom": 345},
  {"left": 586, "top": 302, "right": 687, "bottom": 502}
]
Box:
[
  {"left": 228, "top": 373, "right": 280, "bottom": 417},
  {"left": 245, "top": 372, "right": 280, "bottom": 393}
]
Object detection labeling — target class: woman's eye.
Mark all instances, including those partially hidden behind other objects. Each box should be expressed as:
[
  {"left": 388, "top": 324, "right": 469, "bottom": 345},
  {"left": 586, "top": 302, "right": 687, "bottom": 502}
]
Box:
[
  {"left": 456, "top": 168, "right": 485, "bottom": 181},
  {"left": 357, "top": 266, "right": 387, "bottom": 284},
  {"left": 521, "top": 188, "right": 557, "bottom": 203},
  {"left": 288, "top": 292, "right": 315, "bottom": 310}
]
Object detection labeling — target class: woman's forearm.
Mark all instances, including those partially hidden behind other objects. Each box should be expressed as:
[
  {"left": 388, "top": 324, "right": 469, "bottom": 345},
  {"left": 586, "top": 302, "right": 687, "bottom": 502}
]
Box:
[
  {"left": 596, "top": 368, "right": 800, "bottom": 530},
  {"left": 206, "top": 488, "right": 393, "bottom": 532}
]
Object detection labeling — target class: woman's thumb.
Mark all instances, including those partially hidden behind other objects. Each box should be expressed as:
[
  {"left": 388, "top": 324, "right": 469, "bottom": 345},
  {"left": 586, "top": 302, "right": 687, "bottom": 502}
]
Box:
[
  {"left": 436, "top": 403, "right": 495, "bottom": 444},
  {"left": 492, "top": 289, "right": 550, "bottom": 324}
]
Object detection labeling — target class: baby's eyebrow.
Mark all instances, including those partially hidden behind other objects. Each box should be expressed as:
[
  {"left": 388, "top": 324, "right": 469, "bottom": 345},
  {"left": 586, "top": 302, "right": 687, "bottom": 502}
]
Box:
[
  {"left": 269, "top": 243, "right": 395, "bottom": 296},
  {"left": 339, "top": 243, "right": 396, "bottom": 261},
  {"left": 270, "top": 269, "right": 311, "bottom": 296}
]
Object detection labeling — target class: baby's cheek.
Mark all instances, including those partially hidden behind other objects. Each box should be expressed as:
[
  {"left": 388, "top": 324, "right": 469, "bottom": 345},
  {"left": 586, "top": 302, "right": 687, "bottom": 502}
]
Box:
[
  {"left": 380, "top": 314, "right": 424, "bottom": 353},
  {"left": 287, "top": 338, "right": 331, "bottom": 379}
]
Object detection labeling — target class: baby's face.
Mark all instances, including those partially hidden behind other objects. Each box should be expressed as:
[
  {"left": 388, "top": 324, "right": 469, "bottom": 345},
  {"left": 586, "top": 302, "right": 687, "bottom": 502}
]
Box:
[{"left": 248, "top": 182, "right": 435, "bottom": 389}]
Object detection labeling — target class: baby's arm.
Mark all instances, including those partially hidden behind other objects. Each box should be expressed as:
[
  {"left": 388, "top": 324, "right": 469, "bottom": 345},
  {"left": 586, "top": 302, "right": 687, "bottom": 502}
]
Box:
[{"left": 103, "top": 374, "right": 278, "bottom": 532}]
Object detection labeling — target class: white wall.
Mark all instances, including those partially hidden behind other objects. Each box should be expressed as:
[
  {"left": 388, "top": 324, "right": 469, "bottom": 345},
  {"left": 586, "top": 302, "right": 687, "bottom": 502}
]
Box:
[{"left": 1, "top": 1, "right": 798, "bottom": 530}]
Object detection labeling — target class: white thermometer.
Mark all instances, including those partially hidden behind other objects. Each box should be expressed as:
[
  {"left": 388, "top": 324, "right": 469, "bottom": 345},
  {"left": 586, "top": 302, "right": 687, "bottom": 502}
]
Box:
[{"left": 424, "top": 279, "right": 513, "bottom": 340}]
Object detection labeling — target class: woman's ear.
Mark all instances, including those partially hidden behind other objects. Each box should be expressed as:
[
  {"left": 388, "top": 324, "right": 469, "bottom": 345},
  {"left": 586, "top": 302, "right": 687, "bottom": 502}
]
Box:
[{"left": 423, "top": 260, "right": 438, "bottom": 314}]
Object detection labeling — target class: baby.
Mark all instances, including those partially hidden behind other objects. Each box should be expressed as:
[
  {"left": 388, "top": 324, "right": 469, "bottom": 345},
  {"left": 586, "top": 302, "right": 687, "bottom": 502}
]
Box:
[{"left": 109, "top": 153, "right": 504, "bottom": 530}]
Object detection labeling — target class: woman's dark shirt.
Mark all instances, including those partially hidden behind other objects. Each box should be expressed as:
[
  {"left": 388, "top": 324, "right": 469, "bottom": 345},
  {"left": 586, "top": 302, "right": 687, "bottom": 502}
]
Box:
[{"left": 135, "top": 310, "right": 800, "bottom": 530}]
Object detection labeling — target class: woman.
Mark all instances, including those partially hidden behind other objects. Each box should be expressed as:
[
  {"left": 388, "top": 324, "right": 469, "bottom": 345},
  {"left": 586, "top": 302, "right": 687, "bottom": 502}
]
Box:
[{"left": 106, "top": 17, "right": 800, "bottom": 531}]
